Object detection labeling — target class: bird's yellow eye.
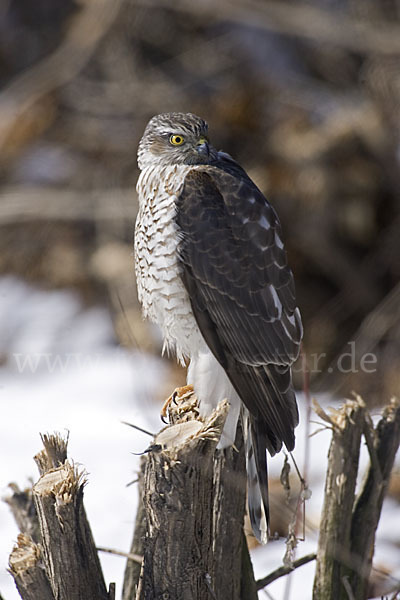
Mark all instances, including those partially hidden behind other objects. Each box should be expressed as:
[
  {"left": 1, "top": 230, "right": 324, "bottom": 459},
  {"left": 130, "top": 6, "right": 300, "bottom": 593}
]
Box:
[{"left": 169, "top": 134, "right": 185, "bottom": 146}]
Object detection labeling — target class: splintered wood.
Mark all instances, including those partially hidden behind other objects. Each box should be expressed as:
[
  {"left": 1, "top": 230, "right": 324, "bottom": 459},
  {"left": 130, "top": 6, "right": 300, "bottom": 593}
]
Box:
[
  {"left": 313, "top": 397, "right": 366, "bottom": 600},
  {"left": 133, "top": 392, "right": 255, "bottom": 600},
  {"left": 312, "top": 396, "right": 400, "bottom": 600},
  {"left": 9, "top": 533, "right": 54, "bottom": 600},
  {"left": 7, "top": 432, "right": 111, "bottom": 600}
]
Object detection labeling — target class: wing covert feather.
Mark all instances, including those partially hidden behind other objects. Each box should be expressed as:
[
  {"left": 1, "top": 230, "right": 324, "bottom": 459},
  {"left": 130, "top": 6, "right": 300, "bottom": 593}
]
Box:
[{"left": 176, "top": 168, "right": 302, "bottom": 367}]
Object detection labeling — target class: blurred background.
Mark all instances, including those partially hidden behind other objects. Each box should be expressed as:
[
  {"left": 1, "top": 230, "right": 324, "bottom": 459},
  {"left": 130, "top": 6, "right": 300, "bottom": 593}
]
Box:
[
  {"left": 1, "top": 0, "right": 400, "bottom": 598},
  {"left": 1, "top": 0, "right": 400, "bottom": 401}
]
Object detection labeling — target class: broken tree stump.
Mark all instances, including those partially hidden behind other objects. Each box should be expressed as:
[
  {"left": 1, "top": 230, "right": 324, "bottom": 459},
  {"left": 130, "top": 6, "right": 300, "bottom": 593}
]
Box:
[
  {"left": 132, "top": 392, "right": 256, "bottom": 600},
  {"left": 33, "top": 462, "right": 109, "bottom": 600},
  {"left": 348, "top": 398, "right": 400, "bottom": 598},
  {"left": 312, "top": 397, "right": 366, "bottom": 599},
  {"left": 7, "top": 432, "right": 113, "bottom": 600},
  {"left": 312, "top": 396, "right": 400, "bottom": 600},
  {"left": 8, "top": 534, "right": 55, "bottom": 600}
]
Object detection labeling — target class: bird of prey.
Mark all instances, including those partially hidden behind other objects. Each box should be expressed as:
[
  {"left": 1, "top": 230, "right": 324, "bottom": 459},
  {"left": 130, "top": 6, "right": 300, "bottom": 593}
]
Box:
[{"left": 135, "top": 112, "right": 303, "bottom": 543}]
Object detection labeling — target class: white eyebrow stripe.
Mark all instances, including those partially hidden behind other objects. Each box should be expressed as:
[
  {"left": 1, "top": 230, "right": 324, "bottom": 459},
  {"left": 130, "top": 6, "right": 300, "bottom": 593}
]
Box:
[{"left": 158, "top": 127, "right": 186, "bottom": 136}]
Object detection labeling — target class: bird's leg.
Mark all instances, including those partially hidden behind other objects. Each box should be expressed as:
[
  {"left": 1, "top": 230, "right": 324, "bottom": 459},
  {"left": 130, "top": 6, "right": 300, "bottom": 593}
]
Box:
[{"left": 160, "top": 384, "right": 194, "bottom": 422}]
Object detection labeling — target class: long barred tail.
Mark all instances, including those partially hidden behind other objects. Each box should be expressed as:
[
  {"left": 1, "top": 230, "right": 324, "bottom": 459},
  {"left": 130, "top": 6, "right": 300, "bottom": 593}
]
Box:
[{"left": 243, "top": 410, "right": 269, "bottom": 544}]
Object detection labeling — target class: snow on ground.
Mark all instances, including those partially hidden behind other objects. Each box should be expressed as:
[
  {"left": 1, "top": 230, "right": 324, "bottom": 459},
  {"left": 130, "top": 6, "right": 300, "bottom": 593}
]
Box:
[
  {"left": 0, "top": 276, "right": 398, "bottom": 599},
  {"left": 250, "top": 408, "right": 400, "bottom": 600},
  {"left": 0, "top": 277, "right": 166, "bottom": 600}
]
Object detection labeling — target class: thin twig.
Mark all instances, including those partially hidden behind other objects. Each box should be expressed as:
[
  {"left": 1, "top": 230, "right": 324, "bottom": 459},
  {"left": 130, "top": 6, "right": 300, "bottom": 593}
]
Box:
[
  {"left": 390, "top": 587, "right": 400, "bottom": 600},
  {"left": 262, "top": 589, "right": 277, "bottom": 600},
  {"left": 256, "top": 553, "right": 317, "bottom": 590},
  {"left": 301, "top": 349, "right": 312, "bottom": 485},
  {"left": 126, "top": 477, "right": 139, "bottom": 487},
  {"left": 114, "top": 292, "right": 142, "bottom": 351},
  {"left": 288, "top": 450, "right": 308, "bottom": 542},
  {"left": 97, "top": 546, "right": 143, "bottom": 564},
  {"left": 288, "top": 452, "right": 304, "bottom": 486},
  {"left": 301, "top": 349, "right": 312, "bottom": 544},
  {"left": 121, "top": 421, "right": 155, "bottom": 437}
]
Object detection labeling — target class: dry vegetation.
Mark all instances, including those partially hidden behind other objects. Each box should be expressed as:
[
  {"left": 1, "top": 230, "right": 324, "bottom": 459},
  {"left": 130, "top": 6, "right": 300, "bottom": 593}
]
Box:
[{"left": 1, "top": 0, "right": 400, "bottom": 403}]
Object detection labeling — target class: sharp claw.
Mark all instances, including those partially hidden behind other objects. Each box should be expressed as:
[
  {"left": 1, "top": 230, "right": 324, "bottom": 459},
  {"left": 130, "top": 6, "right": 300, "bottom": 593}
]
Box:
[{"left": 160, "top": 385, "right": 194, "bottom": 423}]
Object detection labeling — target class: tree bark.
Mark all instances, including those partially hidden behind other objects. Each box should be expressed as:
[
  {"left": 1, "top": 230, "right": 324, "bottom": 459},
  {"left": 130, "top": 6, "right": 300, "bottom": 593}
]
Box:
[
  {"left": 312, "top": 396, "right": 400, "bottom": 600},
  {"left": 122, "top": 457, "right": 147, "bottom": 600},
  {"left": 347, "top": 398, "right": 400, "bottom": 598},
  {"left": 7, "top": 432, "right": 111, "bottom": 600},
  {"left": 240, "top": 531, "right": 258, "bottom": 599},
  {"left": 313, "top": 396, "right": 366, "bottom": 600},
  {"left": 33, "top": 463, "right": 109, "bottom": 600},
  {"left": 8, "top": 534, "right": 55, "bottom": 600},
  {"left": 135, "top": 394, "right": 252, "bottom": 600}
]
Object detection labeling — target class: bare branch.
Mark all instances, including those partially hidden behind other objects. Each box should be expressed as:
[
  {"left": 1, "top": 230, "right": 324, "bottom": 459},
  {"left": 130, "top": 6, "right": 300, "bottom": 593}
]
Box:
[
  {"left": 348, "top": 398, "right": 400, "bottom": 598},
  {"left": 0, "top": 187, "right": 136, "bottom": 225},
  {"left": 135, "top": 0, "right": 400, "bottom": 55},
  {"left": 97, "top": 546, "right": 143, "bottom": 564},
  {"left": 0, "top": 0, "right": 122, "bottom": 153},
  {"left": 256, "top": 553, "right": 317, "bottom": 590}
]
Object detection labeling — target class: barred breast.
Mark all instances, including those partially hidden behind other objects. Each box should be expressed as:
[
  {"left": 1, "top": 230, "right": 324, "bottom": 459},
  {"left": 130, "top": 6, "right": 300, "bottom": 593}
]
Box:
[{"left": 134, "top": 164, "right": 205, "bottom": 364}]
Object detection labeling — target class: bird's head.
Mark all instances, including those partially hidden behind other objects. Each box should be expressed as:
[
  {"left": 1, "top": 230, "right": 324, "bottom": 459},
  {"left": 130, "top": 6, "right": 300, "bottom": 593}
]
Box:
[{"left": 137, "top": 112, "right": 218, "bottom": 169}]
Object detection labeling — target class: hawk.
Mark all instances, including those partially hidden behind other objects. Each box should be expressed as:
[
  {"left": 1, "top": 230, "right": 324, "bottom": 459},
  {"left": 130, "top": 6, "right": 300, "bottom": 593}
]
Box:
[{"left": 135, "top": 112, "right": 302, "bottom": 543}]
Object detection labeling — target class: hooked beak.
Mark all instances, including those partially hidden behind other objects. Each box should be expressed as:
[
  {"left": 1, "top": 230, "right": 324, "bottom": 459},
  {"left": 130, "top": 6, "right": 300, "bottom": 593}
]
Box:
[{"left": 196, "top": 137, "right": 210, "bottom": 157}]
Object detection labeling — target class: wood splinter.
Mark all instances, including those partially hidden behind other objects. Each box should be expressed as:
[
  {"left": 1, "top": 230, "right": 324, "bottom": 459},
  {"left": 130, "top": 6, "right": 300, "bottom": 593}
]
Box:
[
  {"left": 8, "top": 432, "right": 114, "bottom": 600},
  {"left": 132, "top": 394, "right": 257, "bottom": 600},
  {"left": 8, "top": 533, "right": 54, "bottom": 600}
]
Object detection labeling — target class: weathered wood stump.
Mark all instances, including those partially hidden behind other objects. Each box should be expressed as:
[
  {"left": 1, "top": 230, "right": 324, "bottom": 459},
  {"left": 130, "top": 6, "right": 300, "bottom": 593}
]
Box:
[
  {"left": 123, "top": 391, "right": 257, "bottom": 600},
  {"left": 7, "top": 395, "right": 399, "bottom": 600},
  {"left": 313, "top": 396, "right": 400, "bottom": 599},
  {"left": 8, "top": 433, "right": 112, "bottom": 600}
]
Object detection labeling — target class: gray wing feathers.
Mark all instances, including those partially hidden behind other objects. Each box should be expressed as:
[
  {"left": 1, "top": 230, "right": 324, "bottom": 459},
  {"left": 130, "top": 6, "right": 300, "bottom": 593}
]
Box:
[
  {"left": 176, "top": 169, "right": 302, "bottom": 367},
  {"left": 175, "top": 165, "right": 303, "bottom": 543}
]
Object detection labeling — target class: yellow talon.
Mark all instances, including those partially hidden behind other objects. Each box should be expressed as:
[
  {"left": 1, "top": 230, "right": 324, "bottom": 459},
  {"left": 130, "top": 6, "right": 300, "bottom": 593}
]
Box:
[{"left": 160, "top": 384, "right": 194, "bottom": 420}]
